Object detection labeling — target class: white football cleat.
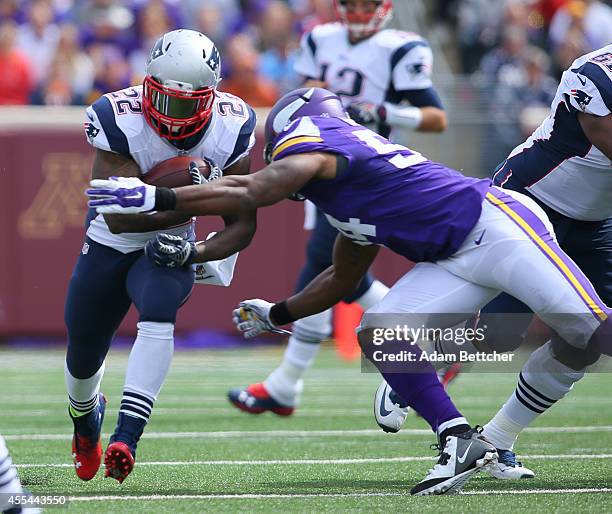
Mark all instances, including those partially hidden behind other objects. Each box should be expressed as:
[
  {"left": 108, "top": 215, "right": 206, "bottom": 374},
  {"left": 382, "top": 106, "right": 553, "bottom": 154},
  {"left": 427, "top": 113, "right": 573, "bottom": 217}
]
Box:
[
  {"left": 485, "top": 449, "right": 535, "bottom": 479},
  {"left": 374, "top": 380, "right": 410, "bottom": 433},
  {"left": 410, "top": 427, "right": 498, "bottom": 496},
  {"left": 374, "top": 364, "right": 464, "bottom": 433}
]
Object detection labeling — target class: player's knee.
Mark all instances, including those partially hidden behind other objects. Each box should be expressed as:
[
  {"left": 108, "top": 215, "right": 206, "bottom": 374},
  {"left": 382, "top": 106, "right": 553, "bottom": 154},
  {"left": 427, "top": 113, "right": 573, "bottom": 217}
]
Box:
[
  {"left": 587, "top": 316, "right": 612, "bottom": 358},
  {"left": 138, "top": 300, "right": 182, "bottom": 324},
  {"left": 551, "top": 334, "right": 601, "bottom": 370},
  {"left": 66, "top": 344, "right": 105, "bottom": 379}
]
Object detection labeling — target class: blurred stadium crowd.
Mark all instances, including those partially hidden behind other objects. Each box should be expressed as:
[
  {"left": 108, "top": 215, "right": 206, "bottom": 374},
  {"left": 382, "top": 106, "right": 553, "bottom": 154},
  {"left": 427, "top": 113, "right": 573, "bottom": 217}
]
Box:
[{"left": 0, "top": 0, "right": 610, "bottom": 115}]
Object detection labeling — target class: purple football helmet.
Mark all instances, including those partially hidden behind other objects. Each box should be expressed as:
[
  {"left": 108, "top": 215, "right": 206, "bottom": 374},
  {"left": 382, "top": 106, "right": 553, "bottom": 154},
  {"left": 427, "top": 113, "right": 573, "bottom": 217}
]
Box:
[{"left": 263, "top": 87, "right": 347, "bottom": 164}]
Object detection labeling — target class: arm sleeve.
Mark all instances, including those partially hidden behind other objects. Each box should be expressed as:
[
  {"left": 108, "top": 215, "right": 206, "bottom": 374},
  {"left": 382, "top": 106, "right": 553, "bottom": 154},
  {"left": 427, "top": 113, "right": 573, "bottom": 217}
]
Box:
[
  {"left": 393, "top": 87, "right": 444, "bottom": 109},
  {"left": 294, "top": 31, "right": 321, "bottom": 80},
  {"left": 225, "top": 105, "right": 257, "bottom": 168},
  {"left": 391, "top": 41, "right": 434, "bottom": 91},
  {"left": 565, "top": 61, "right": 612, "bottom": 116},
  {"left": 84, "top": 96, "right": 130, "bottom": 155}
]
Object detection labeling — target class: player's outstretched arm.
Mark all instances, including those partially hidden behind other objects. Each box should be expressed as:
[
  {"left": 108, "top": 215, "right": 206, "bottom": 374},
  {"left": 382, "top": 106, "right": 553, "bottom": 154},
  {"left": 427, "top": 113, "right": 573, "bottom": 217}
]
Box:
[
  {"left": 88, "top": 152, "right": 335, "bottom": 217},
  {"left": 91, "top": 149, "right": 193, "bottom": 233},
  {"left": 234, "top": 235, "right": 379, "bottom": 338},
  {"left": 170, "top": 152, "right": 331, "bottom": 216},
  {"left": 283, "top": 234, "right": 380, "bottom": 321},
  {"left": 578, "top": 112, "right": 612, "bottom": 160}
]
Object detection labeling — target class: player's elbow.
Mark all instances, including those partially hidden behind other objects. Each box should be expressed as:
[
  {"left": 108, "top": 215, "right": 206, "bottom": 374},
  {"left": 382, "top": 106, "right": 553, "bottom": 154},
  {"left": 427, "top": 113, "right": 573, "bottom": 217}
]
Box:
[{"left": 237, "top": 215, "right": 257, "bottom": 249}]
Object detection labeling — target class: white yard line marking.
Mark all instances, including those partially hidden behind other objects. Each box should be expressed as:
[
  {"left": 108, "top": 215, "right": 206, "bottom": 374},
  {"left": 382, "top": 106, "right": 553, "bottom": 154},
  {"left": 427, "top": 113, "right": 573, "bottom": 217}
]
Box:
[
  {"left": 65, "top": 488, "right": 612, "bottom": 502},
  {"left": 5, "top": 425, "right": 612, "bottom": 441},
  {"left": 14, "top": 453, "right": 612, "bottom": 468},
  {"left": 461, "top": 488, "right": 612, "bottom": 495}
]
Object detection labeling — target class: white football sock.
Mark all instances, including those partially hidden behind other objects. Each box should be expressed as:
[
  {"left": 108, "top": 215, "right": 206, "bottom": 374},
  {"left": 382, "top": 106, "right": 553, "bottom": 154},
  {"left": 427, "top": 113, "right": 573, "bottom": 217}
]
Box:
[
  {"left": 483, "top": 342, "right": 584, "bottom": 449},
  {"left": 124, "top": 321, "right": 174, "bottom": 401},
  {"left": 264, "top": 310, "right": 331, "bottom": 406},
  {"left": 65, "top": 360, "right": 104, "bottom": 417},
  {"left": 0, "top": 435, "right": 23, "bottom": 510},
  {"left": 356, "top": 280, "right": 389, "bottom": 310}
]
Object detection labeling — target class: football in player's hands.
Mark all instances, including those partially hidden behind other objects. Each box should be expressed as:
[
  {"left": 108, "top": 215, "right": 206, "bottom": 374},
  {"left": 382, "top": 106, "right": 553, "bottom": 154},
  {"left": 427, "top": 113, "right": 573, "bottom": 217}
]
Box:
[
  {"left": 143, "top": 156, "right": 211, "bottom": 188},
  {"left": 145, "top": 234, "right": 196, "bottom": 268}
]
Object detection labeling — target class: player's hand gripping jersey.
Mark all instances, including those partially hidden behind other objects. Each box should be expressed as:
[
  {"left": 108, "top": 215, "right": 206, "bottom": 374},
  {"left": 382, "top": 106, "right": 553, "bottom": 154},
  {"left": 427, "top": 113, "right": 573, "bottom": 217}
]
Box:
[
  {"left": 494, "top": 45, "right": 612, "bottom": 221},
  {"left": 271, "top": 115, "right": 490, "bottom": 262},
  {"left": 84, "top": 85, "right": 256, "bottom": 252}
]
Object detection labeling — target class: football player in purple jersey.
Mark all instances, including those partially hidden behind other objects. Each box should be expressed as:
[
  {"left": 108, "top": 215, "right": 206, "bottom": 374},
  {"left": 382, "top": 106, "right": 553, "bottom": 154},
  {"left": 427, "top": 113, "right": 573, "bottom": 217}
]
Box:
[{"left": 86, "top": 88, "right": 611, "bottom": 495}]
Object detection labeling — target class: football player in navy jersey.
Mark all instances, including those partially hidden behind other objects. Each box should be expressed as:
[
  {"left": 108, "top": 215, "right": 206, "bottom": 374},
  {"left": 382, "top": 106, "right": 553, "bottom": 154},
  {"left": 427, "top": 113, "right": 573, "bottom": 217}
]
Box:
[
  {"left": 228, "top": 0, "right": 451, "bottom": 420},
  {"left": 86, "top": 87, "right": 611, "bottom": 494},
  {"left": 65, "top": 29, "right": 257, "bottom": 484}
]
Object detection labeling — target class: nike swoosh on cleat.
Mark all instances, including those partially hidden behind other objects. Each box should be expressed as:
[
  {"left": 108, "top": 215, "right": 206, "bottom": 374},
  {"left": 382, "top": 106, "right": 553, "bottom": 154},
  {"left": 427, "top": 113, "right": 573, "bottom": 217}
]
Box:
[
  {"left": 457, "top": 442, "right": 473, "bottom": 464},
  {"left": 378, "top": 385, "right": 394, "bottom": 417}
]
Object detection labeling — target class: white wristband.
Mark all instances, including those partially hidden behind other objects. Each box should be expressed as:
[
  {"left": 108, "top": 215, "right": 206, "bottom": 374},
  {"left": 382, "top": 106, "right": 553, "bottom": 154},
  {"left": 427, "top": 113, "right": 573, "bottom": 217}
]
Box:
[{"left": 383, "top": 102, "right": 423, "bottom": 131}]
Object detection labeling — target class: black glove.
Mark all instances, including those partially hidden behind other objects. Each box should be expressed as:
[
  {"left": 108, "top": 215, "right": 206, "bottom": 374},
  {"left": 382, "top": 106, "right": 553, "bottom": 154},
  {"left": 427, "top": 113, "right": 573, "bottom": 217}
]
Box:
[
  {"left": 346, "top": 102, "right": 387, "bottom": 126},
  {"left": 189, "top": 158, "right": 223, "bottom": 185},
  {"left": 145, "top": 233, "right": 196, "bottom": 268}
]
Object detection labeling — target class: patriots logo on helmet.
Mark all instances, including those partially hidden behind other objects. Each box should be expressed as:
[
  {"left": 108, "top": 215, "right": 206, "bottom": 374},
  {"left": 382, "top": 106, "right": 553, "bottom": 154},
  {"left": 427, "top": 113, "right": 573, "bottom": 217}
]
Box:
[
  {"left": 570, "top": 89, "right": 592, "bottom": 111},
  {"left": 84, "top": 122, "right": 100, "bottom": 142},
  {"left": 149, "top": 38, "right": 165, "bottom": 63},
  {"left": 206, "top": 46, "right": 220, "bottom": 74}
]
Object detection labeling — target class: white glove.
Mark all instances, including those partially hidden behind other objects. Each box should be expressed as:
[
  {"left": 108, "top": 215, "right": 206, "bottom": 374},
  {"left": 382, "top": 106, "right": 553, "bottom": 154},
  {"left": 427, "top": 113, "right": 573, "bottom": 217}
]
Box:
[
  {"left": 232, "top": 299, "right": 291, "bottom": 338},
  {"left": 87, "top": 176, "right": 157, "bottom": 214}
]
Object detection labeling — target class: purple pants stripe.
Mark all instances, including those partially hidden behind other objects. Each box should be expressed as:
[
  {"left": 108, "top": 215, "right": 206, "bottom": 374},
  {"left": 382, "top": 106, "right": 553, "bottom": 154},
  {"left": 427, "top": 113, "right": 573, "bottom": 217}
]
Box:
[{"left": 485, "top": 187, "right": 609, "bottom": 322}]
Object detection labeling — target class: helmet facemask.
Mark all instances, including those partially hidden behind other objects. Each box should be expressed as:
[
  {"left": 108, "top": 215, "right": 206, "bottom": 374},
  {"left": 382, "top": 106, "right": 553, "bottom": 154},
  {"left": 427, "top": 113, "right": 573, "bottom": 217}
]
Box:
[
  {"left": 335, "top": 0, "right": 393, "bottom": 40},
  {"left": 143, "top": 76, "right": 216, "bottom": 140}
]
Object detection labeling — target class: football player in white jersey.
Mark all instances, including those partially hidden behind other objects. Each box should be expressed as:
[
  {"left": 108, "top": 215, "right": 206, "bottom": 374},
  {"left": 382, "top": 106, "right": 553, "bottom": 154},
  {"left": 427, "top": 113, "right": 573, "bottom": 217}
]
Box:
[
  {"left": 379, "top": 44, "right": 612, "bottom": 479},
  {"left": 227, "top": 0, "right": 451, "bottom": 419},
  {"left": 65, "top": 29, "right": 257, "bottom": 484}
]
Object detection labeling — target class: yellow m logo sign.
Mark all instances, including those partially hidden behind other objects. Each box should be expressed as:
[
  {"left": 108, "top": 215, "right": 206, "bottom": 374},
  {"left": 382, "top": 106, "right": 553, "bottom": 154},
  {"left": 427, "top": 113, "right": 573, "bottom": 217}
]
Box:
[{"left": 18, "top": 153, "right": 93, "bottom": 239}]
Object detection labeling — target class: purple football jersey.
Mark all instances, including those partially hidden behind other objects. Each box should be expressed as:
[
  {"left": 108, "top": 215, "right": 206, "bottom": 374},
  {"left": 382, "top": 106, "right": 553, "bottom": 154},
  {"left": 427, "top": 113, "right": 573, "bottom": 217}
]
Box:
[{"left": 272, "top": 116, "right": 491, "bottom": 262}]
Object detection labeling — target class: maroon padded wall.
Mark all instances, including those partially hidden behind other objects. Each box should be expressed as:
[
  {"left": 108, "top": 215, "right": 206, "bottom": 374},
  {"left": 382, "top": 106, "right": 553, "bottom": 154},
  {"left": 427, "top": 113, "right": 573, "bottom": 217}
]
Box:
[{"left": 0, "top": 127, "right": 409, "bottom": 336}]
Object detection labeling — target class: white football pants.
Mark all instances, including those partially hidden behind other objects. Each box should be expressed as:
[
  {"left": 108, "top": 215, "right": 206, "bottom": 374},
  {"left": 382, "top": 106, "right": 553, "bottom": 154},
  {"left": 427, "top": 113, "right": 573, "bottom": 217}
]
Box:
[{"left": 361, "top": 186, "right": 609, "bottom": 349}]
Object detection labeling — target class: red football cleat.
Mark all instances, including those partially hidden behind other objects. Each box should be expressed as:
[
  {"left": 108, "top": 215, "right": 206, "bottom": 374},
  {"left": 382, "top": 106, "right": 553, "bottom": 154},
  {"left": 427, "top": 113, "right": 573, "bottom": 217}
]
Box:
[
  {"left": 71, "top": 393, "right": 106, "bottom": 481},
  {"left": 104, "top": 441, "right": 135, "bottom": 484},
  {"left": 227, "top": 383, "right": 294, "bottom": 416}
]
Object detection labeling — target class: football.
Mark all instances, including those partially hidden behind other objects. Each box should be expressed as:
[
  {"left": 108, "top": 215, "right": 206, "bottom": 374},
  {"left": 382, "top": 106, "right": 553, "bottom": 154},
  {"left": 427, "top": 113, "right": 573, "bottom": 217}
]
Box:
[{"left": 143, "top": 156, "right": 211, "bottom": 187}]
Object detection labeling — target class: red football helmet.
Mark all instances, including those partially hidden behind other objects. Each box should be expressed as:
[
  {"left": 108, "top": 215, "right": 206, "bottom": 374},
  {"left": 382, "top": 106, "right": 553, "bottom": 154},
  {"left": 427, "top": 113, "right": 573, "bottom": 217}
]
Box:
[{"left": 334, "top": 0, "right": 393, "bottom": 40}]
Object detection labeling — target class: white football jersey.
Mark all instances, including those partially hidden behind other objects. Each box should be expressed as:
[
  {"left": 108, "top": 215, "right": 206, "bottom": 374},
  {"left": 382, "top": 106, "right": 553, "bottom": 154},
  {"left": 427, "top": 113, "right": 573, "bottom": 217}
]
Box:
[
  {"left": 295, "top": 24, "right": 435, "bottom": 228},
  {"left": 295, "top": 23, "right": 433, "bottom": 108},
  {"left": 84, "top": 86, "right": 256, "bottom": 252},
  {"left": 494, "top": 45, "right": 612, "bottom": 221}
]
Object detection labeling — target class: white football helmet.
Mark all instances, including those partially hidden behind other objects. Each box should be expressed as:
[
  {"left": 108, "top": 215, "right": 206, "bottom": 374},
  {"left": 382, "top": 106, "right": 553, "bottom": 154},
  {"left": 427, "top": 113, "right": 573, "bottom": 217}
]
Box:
[{"left": 143, "top": 29, "right": 221, "bottom": 140}]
